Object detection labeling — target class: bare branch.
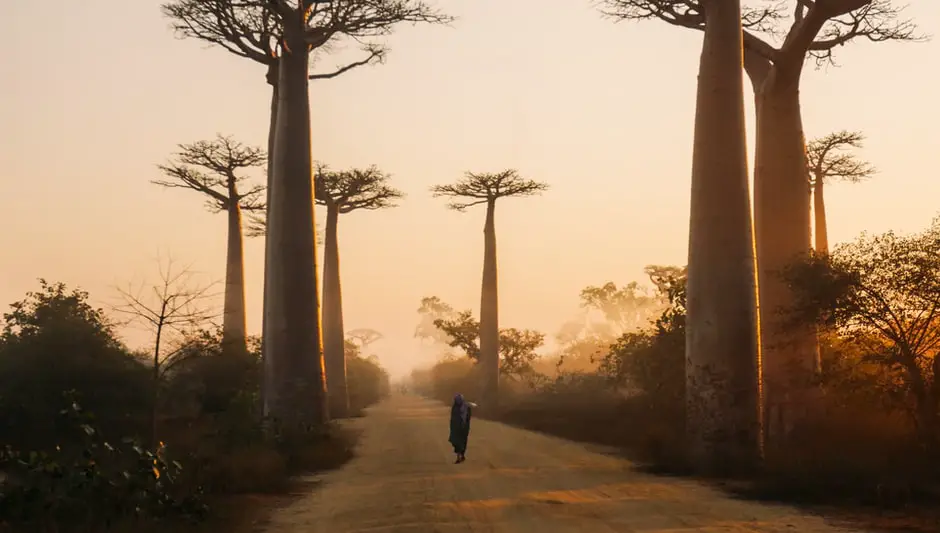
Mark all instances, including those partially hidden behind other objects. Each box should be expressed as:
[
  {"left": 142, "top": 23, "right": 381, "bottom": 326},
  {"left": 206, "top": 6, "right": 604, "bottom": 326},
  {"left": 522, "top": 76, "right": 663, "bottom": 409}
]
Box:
[
  {"left": 597, "top": 0, "right": 923, "bottom": 68},
  {"left": 305, "top": 0, "right": 454, "bottom": 47},
  {"left": 806, "top": 130, "right": 877, "bottom": 185},
  {"left": 161, "top": 0, "right": 277, "bottom": 64},
  {"left": 430, "top": 170, "right": 549, "bottom": 212},
  {"left": 315, "top": 165, "right": 404, "bottom": 213},
  {"left": 309, "top": 42, "right": 387, "bottom": 79},
  {"left": 806, "top": 0, "right": 924, "bottom": 66},
  {"left": 112, "top": 254, "right": 220, "bottom": 371},
  {"left": 163, "top": 0, "right": 452, "bottom": 83}
]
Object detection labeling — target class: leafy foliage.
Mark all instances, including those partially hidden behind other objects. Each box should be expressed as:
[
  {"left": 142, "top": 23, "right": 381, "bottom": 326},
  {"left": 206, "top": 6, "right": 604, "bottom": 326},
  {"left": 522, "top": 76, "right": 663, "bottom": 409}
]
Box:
[
  {"left": 0, "top": 394, "right": 207, "bottom": 532},
  {"left": 432, "top": 309, "right": 545, "bottom": 381},
  {"left": 783, "top": 221, "right": 940, "bottom": 446},
  {"left": 0, "top": 281, "right": 152, "bottom": 450}
]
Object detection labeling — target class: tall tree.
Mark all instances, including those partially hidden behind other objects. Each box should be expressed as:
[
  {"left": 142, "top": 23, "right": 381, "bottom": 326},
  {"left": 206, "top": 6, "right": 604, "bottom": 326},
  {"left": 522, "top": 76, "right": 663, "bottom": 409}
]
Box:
[
  {"left": 431, "top": 170, "right": 548, "bottom": 406},
  {"left": 684, "top": 0, "right": 760, "bottom": 471},
  {"left": 315, "top": 166, "right": 403, "bottom": 418},
  {"left": 162, "top": 0, "right": 451, "bottom": 424},
  {"left": 153, "top": 135, "right": 265, "bottom": 356},
  {"left": 806, "top": 131, "right": 876, "bottom": 254},
  {"left": 600, "top": 0, "right": 918, "bottom": 444}
]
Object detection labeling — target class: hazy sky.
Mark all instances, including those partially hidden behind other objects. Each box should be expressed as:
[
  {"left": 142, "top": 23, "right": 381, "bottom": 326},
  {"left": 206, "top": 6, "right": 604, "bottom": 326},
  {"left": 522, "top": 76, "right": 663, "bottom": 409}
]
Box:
[{"left": 2, "top": 1, "right": 937, "bottom": 378}]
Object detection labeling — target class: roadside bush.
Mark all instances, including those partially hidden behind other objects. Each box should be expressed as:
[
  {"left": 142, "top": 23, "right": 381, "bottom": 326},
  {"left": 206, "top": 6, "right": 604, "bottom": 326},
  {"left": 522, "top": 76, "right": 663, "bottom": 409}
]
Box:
[
  {"left": 0, "top": 395, "right": 207, "bottom": 532},
  {"left": 0, "top": 281, "right": 365, "bottom": 530}
]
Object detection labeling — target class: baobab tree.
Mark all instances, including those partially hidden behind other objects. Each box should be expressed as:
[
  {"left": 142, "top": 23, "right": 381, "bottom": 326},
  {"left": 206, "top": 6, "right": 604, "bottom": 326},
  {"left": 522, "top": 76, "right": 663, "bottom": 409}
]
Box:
[
  {"left": 316, "top": 166, "right": 403, "bottom": 418},
  {"left": 347, "top": 328, "right": 384, "bottom": 351},
  {"left": 806, "top": 131, "right": 876, "bottom": 254},
  {"left": 431, "top": 170, "right": 548, "bottom": 406},
  {"left": 682, "top": 0, "right": 761, "bottom": 471},
  {"left": 162, "top": 0, "right": 451, "bottom": 424},
  {"left": 153, "top": 135, "right": 265, "bottom": 357},
  {"left": 600, "top": 0, "right": 918, "bottom": 445}
]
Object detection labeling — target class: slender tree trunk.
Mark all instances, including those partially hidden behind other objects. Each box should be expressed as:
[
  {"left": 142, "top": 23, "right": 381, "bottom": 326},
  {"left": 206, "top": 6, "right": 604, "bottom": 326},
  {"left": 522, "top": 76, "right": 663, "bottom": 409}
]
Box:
[
  {"left": 479, "top": 199, "right": 499, "bottom": 406},
  {"left": 262, "top": 17, "right": 328, "bottom": 426},
  {"left": 752, "top": 65, "right": 817, "bottom": 447},
  {"left": 260, "top": 63, "right": 278, "bottom": 411},
  {"left": 151, "top": 313, "right": 166, "bottom": 448},
  {"left": 813, "top": 178, "right": 829, "bottom": 254},
  {"left": 685, "top": 0, "right": 761, "bottom": 473},
  {"left": 322, "top": 205, "right": 349, "bottom": 418},
  {"left": 222, "top": 190, "right": 248, "bottom": 356}
]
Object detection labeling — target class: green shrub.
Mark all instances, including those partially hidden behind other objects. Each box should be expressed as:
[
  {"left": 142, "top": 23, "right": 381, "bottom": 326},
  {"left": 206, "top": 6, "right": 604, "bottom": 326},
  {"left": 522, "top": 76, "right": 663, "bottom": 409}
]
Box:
[{"left": 0, "top": 395, "right": 207, "bottom": 532}]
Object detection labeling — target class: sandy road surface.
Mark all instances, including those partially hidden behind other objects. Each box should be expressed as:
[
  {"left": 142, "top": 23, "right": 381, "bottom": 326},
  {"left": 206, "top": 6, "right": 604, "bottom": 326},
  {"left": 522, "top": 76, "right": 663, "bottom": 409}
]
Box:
[{"left": 264, "top": 395, "right": 862, "bottom": 533}]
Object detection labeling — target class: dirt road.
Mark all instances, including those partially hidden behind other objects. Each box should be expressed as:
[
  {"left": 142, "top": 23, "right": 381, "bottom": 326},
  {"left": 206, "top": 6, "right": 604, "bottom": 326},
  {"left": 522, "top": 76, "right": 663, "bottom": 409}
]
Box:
[{"left": 264, "top": 395, "right": 862, "bottom": 532}]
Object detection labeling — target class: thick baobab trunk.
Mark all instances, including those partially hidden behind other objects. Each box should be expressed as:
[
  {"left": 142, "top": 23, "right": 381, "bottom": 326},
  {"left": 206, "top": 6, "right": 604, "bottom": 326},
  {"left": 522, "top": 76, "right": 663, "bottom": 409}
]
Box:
[
  {"left": 479, "top": 199, "right": 499, "bottom": 406},
  {"left": 813, "top": 178, "right": 829, "bottom": 253},
  {"left": 221, "top": 194, "right": 248, "bottom": 356},
  {"left": 262, "top": 20, "right": 329, "bottom": 426},
  {"left": 260, "top": 63, "right": 278, "bottom": 410},
  {"left": 685, "top": 0, "right": 761, "bottom": 472},
  {"left": 322, "top": 205, "right": 349, "bottom": 418},
  {"left": 752, "top": 67, "right": 817, "bottom": 447}
]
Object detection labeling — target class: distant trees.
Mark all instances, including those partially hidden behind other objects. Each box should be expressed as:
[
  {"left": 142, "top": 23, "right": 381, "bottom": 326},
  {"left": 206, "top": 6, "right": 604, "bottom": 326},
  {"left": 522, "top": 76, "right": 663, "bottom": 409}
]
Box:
[
  {"left": 162, "top": 0, "right": 452, "bottom": 425},
  {"left": 347, "top": 328, "right": 384, "bottom": 352},
  {"left": 431, "top": 170, "right": 548, "bottom": 406},
  {"left": 806, "top": 131, "right": 876, "bottom": 254},
  {"left": 153, "top": 135, "right": 265, "bottom": 356},
  {"left": 415, "top": 296, "right": 458, "bottom": 346},
  {"left": 432, "top": 308, "right": 545, "bottom": 383},
  {"left": 315, "top": 166, "right": 403, "bottom": 418},
  {"left": 578, "top": 281, "right": 664, "bottom": 337}
]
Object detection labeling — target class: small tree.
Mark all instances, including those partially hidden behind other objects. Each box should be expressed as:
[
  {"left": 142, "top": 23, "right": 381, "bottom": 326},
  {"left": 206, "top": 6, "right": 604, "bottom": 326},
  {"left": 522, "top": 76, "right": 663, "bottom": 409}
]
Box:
[
  {"left": 312, "top": 165, "right": 403, "bottom": 418},
  {"left": 0, "top": 281, "right": 151, "bottom": 449},
  {"left": 783, "top": 221, "right": 940, "bottom": 450},
  {"left": 806, "top": 131, "right": 876, "bottom": 254},
  {"left": 579, "top": 281, "right": 664, "bottom": 337},
  {"left": 114, "top": 257, "right": 218, "bottom": 445},
  {"left": 347, "top": 328, "right": 383, "bottom": 351},
  {"left": 431, "top": 170, "right": 549, "bottom": 405},
  {"left": 153, "top": 135, "right": 265, "bottom": 356},
  {"left": 433, "top": 311, "right": 545, "bottom": 383},
  {"left": 415, "top": 296, "right": 458, "bottom": 346}
]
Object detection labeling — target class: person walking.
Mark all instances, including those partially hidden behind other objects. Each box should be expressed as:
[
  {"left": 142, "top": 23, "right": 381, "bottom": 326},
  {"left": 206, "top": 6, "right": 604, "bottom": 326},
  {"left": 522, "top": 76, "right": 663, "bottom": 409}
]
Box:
[{"left": 448, "top": 393, "right": 474, "bottom": 463}]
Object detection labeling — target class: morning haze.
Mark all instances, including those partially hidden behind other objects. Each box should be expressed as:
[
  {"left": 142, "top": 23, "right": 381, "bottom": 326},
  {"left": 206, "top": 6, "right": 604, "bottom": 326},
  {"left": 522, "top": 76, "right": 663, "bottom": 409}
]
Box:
[
  {"left": 3, "top": 0, "right": 940, "bottom": 530},
  {"left": 2, "top": 1, "right": 936, "bottom": 379}
]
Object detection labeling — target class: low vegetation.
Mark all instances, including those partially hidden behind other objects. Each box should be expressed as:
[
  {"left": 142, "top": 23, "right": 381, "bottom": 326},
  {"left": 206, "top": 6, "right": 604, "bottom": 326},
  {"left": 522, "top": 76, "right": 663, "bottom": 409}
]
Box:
[
  {"left": 410, "top": 220, "right": 940, "bottom": 512},
  {"left": 0, "top": 281, "right": 389, "bottom": 532}
]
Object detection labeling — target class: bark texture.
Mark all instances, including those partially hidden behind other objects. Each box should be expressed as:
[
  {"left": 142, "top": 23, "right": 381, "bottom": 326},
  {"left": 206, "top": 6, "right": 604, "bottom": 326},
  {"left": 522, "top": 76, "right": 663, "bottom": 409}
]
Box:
[
  {"left": 685, "top": 0, "right": 761, "bottom": 472},
  {"left": 260, "top": 63, "right": 278, "bottom": 411},
  {"left": 813, "top": 178, "right": 828, "bottom": 254},
  {"left": 322, "top": 205, "right": 349, "bottom": 418},
  {"left": 222, "top": 191, "right": 248, "bottom": 356},
  {"left": 750, "top": 62, "right": 817, "bottom": 447},
  {"left": 479, "top": 200, "right": 499, "bottom": 406},
  {"left": 262, "top": 20, "right": 328, "bottom": 426}
]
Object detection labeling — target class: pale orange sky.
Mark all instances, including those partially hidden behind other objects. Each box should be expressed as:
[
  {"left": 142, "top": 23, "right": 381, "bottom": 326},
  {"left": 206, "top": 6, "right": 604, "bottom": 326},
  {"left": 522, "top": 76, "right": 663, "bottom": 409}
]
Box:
[{"left": 1, "top": 1, "right": 937, "bottom": 378}]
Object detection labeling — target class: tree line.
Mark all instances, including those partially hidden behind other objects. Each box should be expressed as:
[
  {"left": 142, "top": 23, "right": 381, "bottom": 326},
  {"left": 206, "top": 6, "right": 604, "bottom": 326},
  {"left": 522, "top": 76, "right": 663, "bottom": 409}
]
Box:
[{"left": 157, "top": 0, "right": 921, "bottom": 475}]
